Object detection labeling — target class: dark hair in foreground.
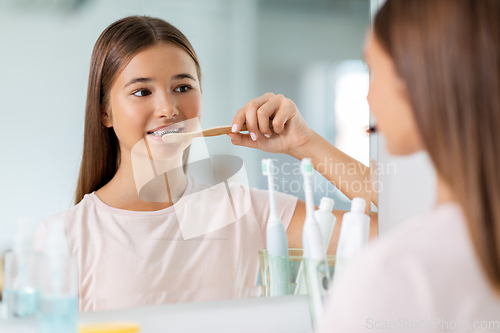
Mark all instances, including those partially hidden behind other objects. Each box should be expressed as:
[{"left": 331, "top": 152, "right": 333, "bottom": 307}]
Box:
[
  {"left": 375, "top": 0, "right": 500, "bottom": 292},
  {"left": 75, "top": 16, "right": 201, "bottom": 204}
]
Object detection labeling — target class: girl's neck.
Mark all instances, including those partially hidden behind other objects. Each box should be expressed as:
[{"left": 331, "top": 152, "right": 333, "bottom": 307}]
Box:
[{"left": 95, "top": 149, "right": 188, "bottom": 212}]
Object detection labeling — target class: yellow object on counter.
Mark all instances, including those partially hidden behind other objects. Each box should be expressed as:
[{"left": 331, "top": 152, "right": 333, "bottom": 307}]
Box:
[{"left": 79, "top": 322, "right": 140, "bottom": 333}]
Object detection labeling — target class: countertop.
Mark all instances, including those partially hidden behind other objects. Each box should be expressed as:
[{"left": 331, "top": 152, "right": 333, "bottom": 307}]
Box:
[{"left": 0, "top": 295, "right": 313, "bottom": 333}]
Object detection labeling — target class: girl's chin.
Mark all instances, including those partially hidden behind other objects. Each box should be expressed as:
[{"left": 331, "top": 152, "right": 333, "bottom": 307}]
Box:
[{"left": 146, "top": 139, "right": 191, "bottom": 161}]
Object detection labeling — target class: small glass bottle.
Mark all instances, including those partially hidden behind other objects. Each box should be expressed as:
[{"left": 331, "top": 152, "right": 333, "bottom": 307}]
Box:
[
  {"left": 37, "top": 219, "right": 78, "bottom": 333},
  {"left": 2, "top": 217, "right": 38, "bottom": 318}
]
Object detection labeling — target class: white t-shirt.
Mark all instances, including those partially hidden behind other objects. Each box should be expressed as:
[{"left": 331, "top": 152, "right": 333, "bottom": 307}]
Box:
[
  {"left": 319, "top": 203, "right": 500, "bottom": 333},
  {"left": 35, "top": 177, "right": 298, "bottom": 312}
]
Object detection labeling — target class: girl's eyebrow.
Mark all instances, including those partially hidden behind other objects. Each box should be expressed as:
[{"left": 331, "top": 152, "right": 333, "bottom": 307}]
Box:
[
  {"left": 123, "top": 73, "right": 196, "bottom": 88},
  {"left": 124, "top": 77, "right": 153, "bottom": 88},
  {"left": 172, "top": 73, "right": 196, "bottom": 81}
]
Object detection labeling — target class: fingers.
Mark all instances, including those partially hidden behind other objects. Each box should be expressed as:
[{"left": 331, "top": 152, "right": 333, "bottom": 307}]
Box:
[
  {"left": 271, "top": 97, "right": 296, "bottom": 134},
  {"left": 256, "top": 95, "right": 282, "bottom": 137},
  {"left": 245, "top": 92, "right": 276, "bottom": 140},
  {"left": 232, "top": 92, "right": 298, "bottom": 142},
  {"left": 231, "top": 93, "right": 276, "bottom": 140},
  {"left": 244, "top": 100, "right": 260, "bottom": 141},
  {"left": 227, "top": 133, "right": 259, "bottom": 149},
  {"left": 231, "top": 107, "right": 246, "bottom": 133}
]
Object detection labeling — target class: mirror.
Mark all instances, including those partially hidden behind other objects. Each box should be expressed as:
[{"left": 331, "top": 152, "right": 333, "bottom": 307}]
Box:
[{"left": 0, "top": 0, "right": 372, "bottom": 311}]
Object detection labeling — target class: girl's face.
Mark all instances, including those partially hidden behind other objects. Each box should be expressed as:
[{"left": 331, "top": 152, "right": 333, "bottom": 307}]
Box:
[
  {"left": 103, "top": 43, "right": 202, "bottom": 159},
  {"left": 364, "top": 31, "right": 424, "bottom": 155}
]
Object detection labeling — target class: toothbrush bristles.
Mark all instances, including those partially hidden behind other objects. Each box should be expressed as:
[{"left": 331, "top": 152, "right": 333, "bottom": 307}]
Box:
[
  {"left": 261, "top": 159, "right": 269, "bottom": 176},
  {"left": 301, "top": 158, "right": 313, "bottom": 175}
]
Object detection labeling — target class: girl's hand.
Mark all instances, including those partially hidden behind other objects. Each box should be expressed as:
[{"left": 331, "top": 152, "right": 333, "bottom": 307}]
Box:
[{"left": 228, "top": 93, "right": 315, "bottom": 158}]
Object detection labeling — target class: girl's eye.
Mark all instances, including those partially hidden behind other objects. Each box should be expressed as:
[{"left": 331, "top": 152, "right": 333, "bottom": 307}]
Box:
[
  {"left": 174, "top": 85, "right": 191, "bottom": 93},
  {"left": 132, "top": 88, "right": 152, "bottom": 97}
]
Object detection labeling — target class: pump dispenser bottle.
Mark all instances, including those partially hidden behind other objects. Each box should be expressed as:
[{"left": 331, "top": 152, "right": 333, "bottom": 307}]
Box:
[{"left": 37, "top": 219, "right": 78, "bottom": 333}]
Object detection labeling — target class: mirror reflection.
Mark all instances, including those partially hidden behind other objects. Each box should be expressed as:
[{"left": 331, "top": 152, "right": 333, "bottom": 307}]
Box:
[{"left": 0, "top": 0, "right": 372, "bottom": 313}]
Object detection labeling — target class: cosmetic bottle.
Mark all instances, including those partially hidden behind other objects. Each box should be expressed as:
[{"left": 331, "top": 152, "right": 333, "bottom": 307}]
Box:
[
  {"left": 2, "top": 217, "right": 38, "bottom": 318},
  {"left": 37, "top": 219, "right": 78, "bottom": 333},
  {"left": 333, "top": 197, "right": 370, "bottom": 286},
  {"left": 314, "top": 197, "right": 336, "bottom": 252}
]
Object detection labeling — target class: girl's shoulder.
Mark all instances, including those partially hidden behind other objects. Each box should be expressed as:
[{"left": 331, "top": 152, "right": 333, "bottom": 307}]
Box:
[
  {"left": 322, "top": 203, "right": 499, "bottom": 330},
  {"left": 34, "top": 193, "right": 97, "bottom": 252}
]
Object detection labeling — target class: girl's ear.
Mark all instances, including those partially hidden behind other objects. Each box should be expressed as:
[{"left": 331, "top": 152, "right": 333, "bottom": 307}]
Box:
[{"left": 101, "top": 105, "right": 113, "bottom": 128}]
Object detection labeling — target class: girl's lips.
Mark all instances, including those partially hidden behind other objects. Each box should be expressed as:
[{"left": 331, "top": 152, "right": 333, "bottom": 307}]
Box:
[
  {"left": 147, "top": 126, "right": 184, "bottom": 142},
  {"left": 147, "top": 123, "right": 182, "bottom": 134}
]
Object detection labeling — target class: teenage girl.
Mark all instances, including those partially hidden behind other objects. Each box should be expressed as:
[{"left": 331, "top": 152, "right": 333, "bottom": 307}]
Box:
[{"left": 34, "top": 15, "right": 361, "bottom": 312}]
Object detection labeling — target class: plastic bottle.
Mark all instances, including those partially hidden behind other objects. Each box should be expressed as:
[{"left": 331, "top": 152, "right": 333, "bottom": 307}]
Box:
[
  {"left": 314, "top": 197, "right": 336, "bottom": 252},
  {"left": 2, "top": 217, "right": 38, "bottom": 318},
  {"left": 333, "top": 197, "right": 370, "bottom": 285},
  {"left": 37, "top": 219, "right": 78, "bottom": 333}
]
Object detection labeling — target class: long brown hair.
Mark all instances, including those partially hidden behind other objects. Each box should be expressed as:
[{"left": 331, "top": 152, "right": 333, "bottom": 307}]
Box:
[
  {"left": 374, "top": 0, "right": 500, "bottom": 292},
  {"left": 75, "top": 16, "right": 201, "bottom": 204}
]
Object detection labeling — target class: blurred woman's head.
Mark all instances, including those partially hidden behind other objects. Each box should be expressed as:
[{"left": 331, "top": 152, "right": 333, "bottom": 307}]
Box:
[
  {"left": 364, "top": 31, "right": 423, "bottom": 155},
  {"left": 369, "top": 0, "right": 500, "bottom": 293},
  {"left": 76, "top": 16, "right": 201, "bottom": 204}
]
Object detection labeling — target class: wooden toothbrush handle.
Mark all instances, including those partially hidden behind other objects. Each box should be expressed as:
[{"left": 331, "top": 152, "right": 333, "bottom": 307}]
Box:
[
  {"left": 201, "top": 124, "right": 247, "bottom": 137},
  {"left": 202, "top": 120, "right": 272, "bottom": 137}
]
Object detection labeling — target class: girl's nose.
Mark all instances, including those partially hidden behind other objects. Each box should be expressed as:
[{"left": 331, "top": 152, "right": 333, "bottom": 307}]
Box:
[
  {"left": 155, "top": 107, "right": 178, "bottom": 119},
  {"left": 154, "top": 95, "right": 178, "bottom": 119}
]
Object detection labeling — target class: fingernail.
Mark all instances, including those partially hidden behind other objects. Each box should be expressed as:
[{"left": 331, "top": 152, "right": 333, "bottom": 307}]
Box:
[
  {"left": 250, "top": 132, "right": 257, "bottom": 141},
  {"left": 232, "top": 124, "right": 237, "bottom": 133},
  {"left": 264, "top": 134, "right": 271, "bottom": 138}
]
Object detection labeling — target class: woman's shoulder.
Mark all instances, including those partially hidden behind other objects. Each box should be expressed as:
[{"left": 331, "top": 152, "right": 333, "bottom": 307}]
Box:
[
  {"left": 350, "top": 203, "right": 468, "bottom": 278},
  {"left": 321, "top": 203, "right": 499, "bottom": 332},
  {"left": 380, "top": 202, "right": 467, "bottom": 260}
]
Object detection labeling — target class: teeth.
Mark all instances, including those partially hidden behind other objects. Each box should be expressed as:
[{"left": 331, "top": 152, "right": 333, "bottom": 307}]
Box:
[{"left": 150, "top": 128, "right": 181, "bottom": 136}]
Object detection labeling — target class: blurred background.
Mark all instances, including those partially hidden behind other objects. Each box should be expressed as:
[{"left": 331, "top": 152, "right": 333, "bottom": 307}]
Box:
[{"left": 0, "top": 0, "right": 370, "bottom": 253}]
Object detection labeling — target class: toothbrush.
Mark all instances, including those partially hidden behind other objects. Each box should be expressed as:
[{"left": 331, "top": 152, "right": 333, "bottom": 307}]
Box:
[
  {"left": 300, "top": 158, "right": 327, "bottom": 327},
  {"left": 295, "top": 160, "right": 325, "bottom": 295},
  {"left": 262, "top": 158, "right": 290, "bottom": 296},
  {"left": 301, "top": 158, "right": 325, "bottom": 259},
  {"left": 162, "top": 124, "right": 248, "bottom": 143},
  {"left": 162, "top": 119, "right": 275, "bottom": 143}
]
